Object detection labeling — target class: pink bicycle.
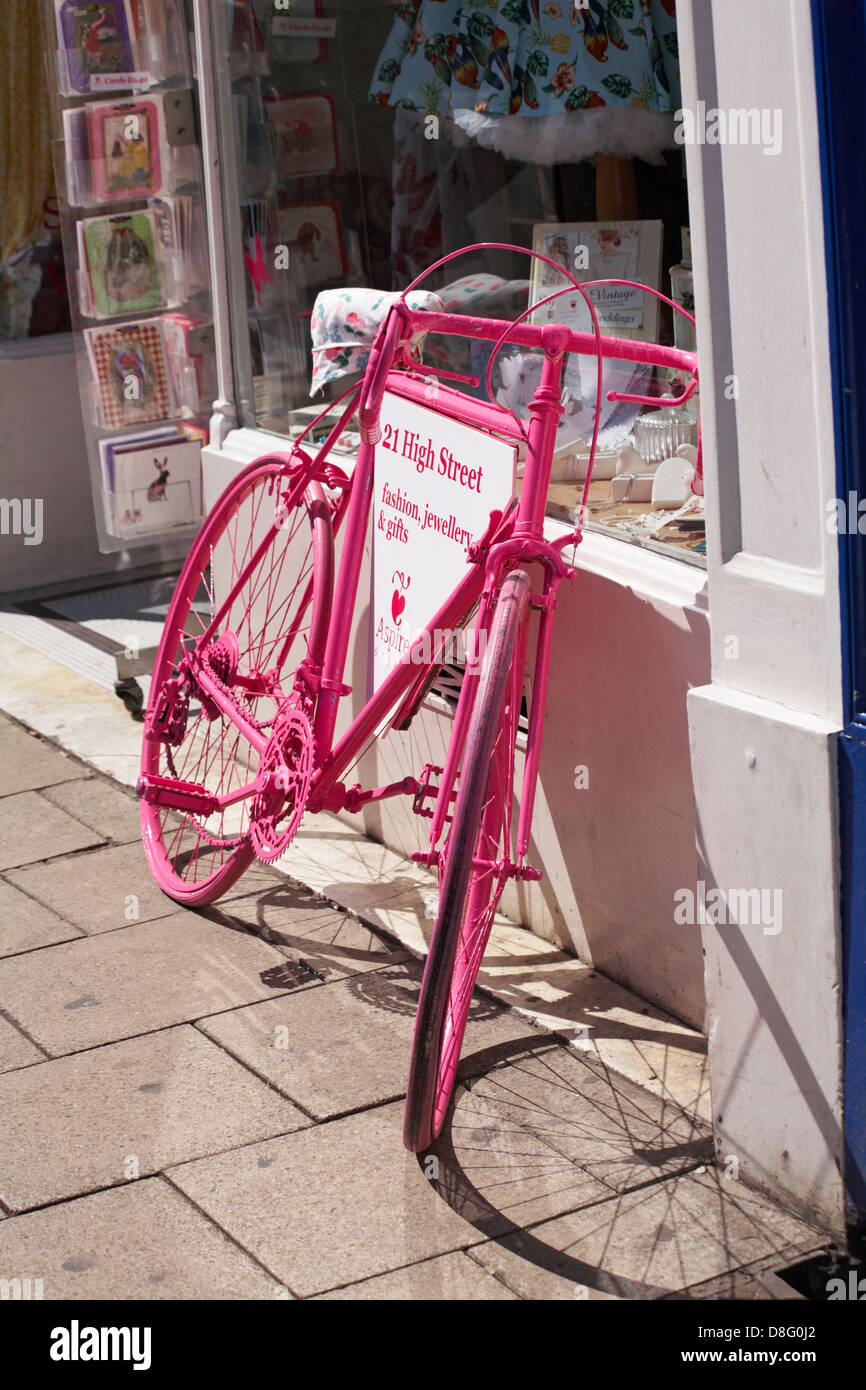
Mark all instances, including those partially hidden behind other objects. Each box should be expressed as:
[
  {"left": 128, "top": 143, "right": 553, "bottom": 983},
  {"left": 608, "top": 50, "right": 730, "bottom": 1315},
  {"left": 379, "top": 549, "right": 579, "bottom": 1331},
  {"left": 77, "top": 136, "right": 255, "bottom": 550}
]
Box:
[{"left": 138, "top": 243, "right": 699, "bottom": 1152}]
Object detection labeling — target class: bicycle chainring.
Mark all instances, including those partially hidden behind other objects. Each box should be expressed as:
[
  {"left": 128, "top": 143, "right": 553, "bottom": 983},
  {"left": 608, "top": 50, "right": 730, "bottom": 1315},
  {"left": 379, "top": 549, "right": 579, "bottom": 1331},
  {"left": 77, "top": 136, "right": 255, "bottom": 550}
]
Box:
[{"left": 249, "top": 706, "right": 315, "bottom": 864}]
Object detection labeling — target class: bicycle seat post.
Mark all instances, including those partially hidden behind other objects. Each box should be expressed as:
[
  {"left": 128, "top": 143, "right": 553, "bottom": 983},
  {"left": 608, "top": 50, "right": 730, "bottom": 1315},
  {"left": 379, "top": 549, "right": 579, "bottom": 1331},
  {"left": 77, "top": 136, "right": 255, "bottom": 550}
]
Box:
[{"left": 515, "top": 322, "right": 570, "bottom": 539}]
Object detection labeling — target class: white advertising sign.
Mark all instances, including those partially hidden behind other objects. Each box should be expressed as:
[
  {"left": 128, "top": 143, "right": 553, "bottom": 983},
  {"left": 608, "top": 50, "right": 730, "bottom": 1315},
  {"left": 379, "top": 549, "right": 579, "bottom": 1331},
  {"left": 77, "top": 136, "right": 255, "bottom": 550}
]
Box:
[{"left": 372, "top": 390, "right": 517, "bottom": 692}]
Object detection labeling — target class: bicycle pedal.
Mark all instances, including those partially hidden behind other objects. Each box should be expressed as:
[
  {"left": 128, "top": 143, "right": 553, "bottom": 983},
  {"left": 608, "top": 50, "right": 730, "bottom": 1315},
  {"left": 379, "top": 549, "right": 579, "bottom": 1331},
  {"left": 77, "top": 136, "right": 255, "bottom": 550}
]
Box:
[{"left": 136, "top": 773, "right": 218, "bottom": 817}]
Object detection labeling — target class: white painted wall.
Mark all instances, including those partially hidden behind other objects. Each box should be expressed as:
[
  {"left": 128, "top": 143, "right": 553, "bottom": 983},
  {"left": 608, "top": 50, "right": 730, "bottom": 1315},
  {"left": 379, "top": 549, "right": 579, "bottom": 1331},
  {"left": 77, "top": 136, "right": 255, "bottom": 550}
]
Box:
[{"left": 680, "top": 0, "right": 845, "bottom": 1234}]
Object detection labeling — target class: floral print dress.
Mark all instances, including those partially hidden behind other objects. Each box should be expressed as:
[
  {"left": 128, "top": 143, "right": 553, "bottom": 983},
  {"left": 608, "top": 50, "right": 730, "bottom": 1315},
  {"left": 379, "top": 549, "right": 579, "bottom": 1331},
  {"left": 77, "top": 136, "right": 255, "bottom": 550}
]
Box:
[{"left": 370, "top": 0, "right": 681, "bottom": 163}]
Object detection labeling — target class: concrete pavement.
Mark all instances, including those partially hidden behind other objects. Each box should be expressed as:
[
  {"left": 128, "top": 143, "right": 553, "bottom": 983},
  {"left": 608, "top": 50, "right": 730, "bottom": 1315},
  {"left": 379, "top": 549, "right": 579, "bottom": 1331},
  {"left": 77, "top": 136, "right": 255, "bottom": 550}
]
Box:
[{"left": 0, "top": 704, "right": 830, "bottom": 1299}]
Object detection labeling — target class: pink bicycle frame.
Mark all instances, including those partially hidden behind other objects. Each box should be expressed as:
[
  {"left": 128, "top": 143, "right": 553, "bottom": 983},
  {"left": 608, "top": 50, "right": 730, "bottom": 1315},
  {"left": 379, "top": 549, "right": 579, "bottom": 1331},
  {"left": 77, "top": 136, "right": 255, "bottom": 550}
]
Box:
[
  {"left": 304, "top": 302, "right": 698, "bottom": 835},
  {"left": 166, "top": 264, "right": 699, "bottom": 849}
]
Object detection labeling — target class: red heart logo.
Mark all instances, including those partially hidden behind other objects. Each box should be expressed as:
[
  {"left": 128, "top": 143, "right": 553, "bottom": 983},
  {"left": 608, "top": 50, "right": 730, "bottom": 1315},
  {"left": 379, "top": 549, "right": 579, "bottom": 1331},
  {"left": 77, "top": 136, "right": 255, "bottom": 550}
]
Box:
[{"left": 391, "top": 590, "right": 406, "bottom": 626}]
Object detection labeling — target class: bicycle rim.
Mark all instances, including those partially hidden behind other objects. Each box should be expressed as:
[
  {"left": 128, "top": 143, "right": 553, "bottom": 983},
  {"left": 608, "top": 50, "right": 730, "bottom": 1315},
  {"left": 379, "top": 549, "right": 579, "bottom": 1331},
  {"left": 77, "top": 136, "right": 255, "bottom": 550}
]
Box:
[
  {"left": 140, "top": 459, "right": 332, "bottom": 905},
  {"left": 404, "top": 569, "right": 530, "bottom": 1151}
]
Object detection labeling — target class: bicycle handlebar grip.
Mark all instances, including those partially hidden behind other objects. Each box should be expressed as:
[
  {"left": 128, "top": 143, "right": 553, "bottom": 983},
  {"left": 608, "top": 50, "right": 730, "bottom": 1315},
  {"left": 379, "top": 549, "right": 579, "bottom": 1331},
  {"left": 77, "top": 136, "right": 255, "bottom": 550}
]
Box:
[{"left": 358, "top": 304, "right": 407, "bottom": 445}]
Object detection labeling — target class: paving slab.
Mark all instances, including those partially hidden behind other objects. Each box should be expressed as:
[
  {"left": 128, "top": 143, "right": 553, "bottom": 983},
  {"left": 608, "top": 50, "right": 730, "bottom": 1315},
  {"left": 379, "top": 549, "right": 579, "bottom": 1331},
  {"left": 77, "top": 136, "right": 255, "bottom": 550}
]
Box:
[
  {"left": 272, "top": 816, "right": 712, "bottom": 1127},
  {"left": 0, "top": 1025, "right": 307, "bottom": 1212},
  {"left": 0, "top": 792, "right": 103, "bottom": 871},
  {"left": 0, "top": 1178, "right": 283, "bottom": 1300},
  {"left": 0, "top": 637, "right": 713, "bottom": 1141},
  {"left": 206, "top": 890, "right": 410, "bottom": 979},
  {"left": 662, "top": 1252, "right": 816, "bottom": 1301},
  {"left": 41, "top": 777, "right": 143, "bottom": 844},
  {"left": 169, "top": 1101, "right": 578, "bottom": 1297},
  {"left": 196, "top": 961, "right": 539, "bottom": 1120},
  {"left": 0, "top": 631, "right": 142, "bottom": 788},
  {"left": 0, "top": 1013, "right": 45, "bottom": 1072},
  {"left": 314, "top": 1250, "right": 519, "bottom": 1300},
  {"left": 0, "top": 879, "right": 83, "bottom": 957},
  {"left": 0, "top": 723, "right": 88, "bottom": 797},
  {"left": 6, "top": 841, "right": 176, "bottom": 937},
  {"left": 454, "top": 1044, "right": 712, "bottom": 1194},
  {"left": 281, "top": 822, "right": 432, "bottom": 924},
  {"left": 468, "top": 1168, "right": 824, "bottom": 1300},
  {"left": 488, "top": 948, "right": 713, "bottom": 1126},
  {"left": 218, "top": 862, "right": 332, "bottom": 906},
  {"left": 437, "top": 1090, "right": 614, "bottom": 1229},
  {"left": 0, "top": 913, "right": 311, "bottom": 1055}
]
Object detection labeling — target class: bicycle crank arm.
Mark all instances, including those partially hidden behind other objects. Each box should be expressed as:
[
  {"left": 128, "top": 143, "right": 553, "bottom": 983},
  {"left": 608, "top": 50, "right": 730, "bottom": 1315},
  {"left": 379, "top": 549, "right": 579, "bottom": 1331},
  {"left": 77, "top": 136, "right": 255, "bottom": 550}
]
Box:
[{"left": 137, "top": 771, "right": 262, "bottom": 816}]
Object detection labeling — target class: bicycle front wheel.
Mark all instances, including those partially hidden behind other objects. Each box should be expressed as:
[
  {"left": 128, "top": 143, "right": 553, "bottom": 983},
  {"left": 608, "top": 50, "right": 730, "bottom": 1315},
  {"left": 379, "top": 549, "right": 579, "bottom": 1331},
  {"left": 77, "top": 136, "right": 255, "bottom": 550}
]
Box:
[
  {"left": 404, "top": 569, "right": 531, "bottom": 1152},
  {"left": 140, "top": 458, "right": 332, "bottom": 906}
]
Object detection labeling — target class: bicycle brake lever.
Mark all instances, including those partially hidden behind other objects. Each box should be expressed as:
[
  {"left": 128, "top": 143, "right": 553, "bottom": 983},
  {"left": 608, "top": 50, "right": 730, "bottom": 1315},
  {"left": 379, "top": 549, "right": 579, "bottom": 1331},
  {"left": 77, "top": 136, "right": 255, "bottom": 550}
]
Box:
[{"left": 606, "top": 375, "right": 699, "bottom": 409}]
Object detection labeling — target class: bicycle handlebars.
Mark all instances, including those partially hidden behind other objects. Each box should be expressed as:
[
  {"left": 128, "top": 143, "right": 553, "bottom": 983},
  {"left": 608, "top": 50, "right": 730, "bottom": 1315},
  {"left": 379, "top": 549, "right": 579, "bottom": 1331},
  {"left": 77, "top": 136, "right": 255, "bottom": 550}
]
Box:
[{"left": 358, "top": 301, "right": 410, "bottom": 445}]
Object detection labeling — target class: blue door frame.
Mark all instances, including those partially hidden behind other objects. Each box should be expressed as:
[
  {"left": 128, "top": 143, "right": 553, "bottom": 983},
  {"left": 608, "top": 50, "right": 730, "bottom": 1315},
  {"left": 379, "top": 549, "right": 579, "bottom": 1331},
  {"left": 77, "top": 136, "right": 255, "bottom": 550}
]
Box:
[{"left": 812, "top": 0, "right": 866, "bottom": 1223}]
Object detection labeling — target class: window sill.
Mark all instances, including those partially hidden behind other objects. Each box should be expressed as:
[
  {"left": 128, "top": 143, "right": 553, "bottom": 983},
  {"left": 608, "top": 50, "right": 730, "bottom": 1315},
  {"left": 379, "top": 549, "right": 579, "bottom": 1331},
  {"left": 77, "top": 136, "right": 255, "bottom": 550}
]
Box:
[{"left": 209, "top": 424, "right": 709, "bottom": 615}]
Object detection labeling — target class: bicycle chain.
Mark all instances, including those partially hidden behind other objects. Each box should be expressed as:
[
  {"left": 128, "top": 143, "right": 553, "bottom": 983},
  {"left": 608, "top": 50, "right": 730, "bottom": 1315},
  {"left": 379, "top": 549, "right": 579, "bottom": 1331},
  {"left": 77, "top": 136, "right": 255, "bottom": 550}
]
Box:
[
  {"left": 165, "top": 647, "right": 315, "bottom": 851},
  {"left": 197, "top": 642, "right": 278, "bottom": 733},
  {"left": 160, "top": 644, "right": 277, "bottom": 850}
]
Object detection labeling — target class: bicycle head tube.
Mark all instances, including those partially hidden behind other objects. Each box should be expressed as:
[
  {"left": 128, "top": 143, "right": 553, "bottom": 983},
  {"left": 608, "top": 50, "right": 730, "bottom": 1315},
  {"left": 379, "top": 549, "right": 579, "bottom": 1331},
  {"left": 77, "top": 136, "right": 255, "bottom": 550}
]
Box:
[{"left": 358, "top": 301, "right": 409, "bottom": 445}]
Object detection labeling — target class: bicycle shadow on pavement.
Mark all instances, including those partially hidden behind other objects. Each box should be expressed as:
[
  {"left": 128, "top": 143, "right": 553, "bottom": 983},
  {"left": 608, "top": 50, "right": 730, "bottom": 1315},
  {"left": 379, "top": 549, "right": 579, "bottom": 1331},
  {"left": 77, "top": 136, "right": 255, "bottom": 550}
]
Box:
[{"left": 415, "top": 1035, "right": 736, "bottom": 1301}]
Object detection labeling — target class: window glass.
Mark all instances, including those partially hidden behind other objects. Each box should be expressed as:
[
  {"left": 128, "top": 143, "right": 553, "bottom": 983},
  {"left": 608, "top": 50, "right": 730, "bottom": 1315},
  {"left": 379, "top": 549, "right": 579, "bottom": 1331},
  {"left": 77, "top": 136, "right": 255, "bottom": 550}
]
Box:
[
  {"left": 1, "top": 1, "right": 71, "bottom": 340},
  {"left": 223, "top": 0, "right": 704, "bottom": 566}
]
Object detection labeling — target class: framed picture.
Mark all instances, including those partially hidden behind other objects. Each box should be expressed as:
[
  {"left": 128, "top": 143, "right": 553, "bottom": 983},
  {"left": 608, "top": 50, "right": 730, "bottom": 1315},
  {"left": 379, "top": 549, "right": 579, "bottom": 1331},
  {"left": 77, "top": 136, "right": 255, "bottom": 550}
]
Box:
[
  {"left": 266, "top": 92, "right": 338, "bottom": 180},
  {"left": 525, "top": 221, "right": 664, "bottom": 451},
  {"left": 277, "top": 201, "right": 346, "bottom": 289},
  {"left": 530, "top": 221, "right": 663, "bottom": 342}
]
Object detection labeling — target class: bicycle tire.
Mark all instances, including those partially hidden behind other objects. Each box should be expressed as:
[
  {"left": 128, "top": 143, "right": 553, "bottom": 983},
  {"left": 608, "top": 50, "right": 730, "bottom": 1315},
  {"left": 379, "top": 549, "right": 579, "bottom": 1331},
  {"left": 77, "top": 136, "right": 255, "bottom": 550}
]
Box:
[
  {"left": 140, "top": 458, "right": 332, "bottom": 906},
  {"left": 404, "top": 568, "right": 531, "bottom": 1152}
]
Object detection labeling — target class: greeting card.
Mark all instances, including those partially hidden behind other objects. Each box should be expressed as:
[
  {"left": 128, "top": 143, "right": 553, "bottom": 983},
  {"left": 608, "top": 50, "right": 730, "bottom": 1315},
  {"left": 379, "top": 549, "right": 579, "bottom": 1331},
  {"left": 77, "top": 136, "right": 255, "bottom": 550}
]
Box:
[
  {"left": 88, "top": 97, "right": 166, "bottom": 201},
  {"left": 269, "top": 0, "right": 329, "bottom": 64},
  {"left": 79, "top": 210, "right": 164, "bottom": 317},
  {"left": 99, "top": 424, "right": 203, "bottom": 538},
  {"left": 85, "top": 319, "right": 173, "bottom": 428},
  {"left": 277, "top": 202, "right": 345, "bottom": 289},
  {"left": 267, "top": 92, "right": 338, "bottom": 180},
  {"left": 62, "top": 106, "right": 92, "bottom": 203},
  {"left": 55, "top": 0, "right": 138, "bottom": 95}
]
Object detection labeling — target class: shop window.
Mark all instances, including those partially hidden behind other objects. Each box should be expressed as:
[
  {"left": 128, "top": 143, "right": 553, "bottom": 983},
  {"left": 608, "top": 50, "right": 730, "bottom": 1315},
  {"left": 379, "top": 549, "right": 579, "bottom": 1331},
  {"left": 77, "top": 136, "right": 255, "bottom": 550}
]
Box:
[
  {"left": 1, "top": 1, "right": 71, "bottom": 340},
  {"left": 223, "top": 0, "right": 704, "bottom": 567}
]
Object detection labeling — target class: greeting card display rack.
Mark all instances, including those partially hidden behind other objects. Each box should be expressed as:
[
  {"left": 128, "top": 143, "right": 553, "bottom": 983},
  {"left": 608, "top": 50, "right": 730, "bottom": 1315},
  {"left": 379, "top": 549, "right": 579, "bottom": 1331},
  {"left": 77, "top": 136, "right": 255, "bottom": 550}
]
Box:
[{"left": 42, "top": 0, "right": 215, "bottom": 553}]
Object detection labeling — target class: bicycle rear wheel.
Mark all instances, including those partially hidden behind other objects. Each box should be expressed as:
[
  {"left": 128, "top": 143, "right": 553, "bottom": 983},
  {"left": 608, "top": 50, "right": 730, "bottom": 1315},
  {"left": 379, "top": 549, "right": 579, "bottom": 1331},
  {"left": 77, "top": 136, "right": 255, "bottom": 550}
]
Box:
[
  {"left": 404, "top": 569, "right": 531, "bottom": 1152},
  {"left": 140, "top": 458, "right": 332, "bottom": 906}
]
